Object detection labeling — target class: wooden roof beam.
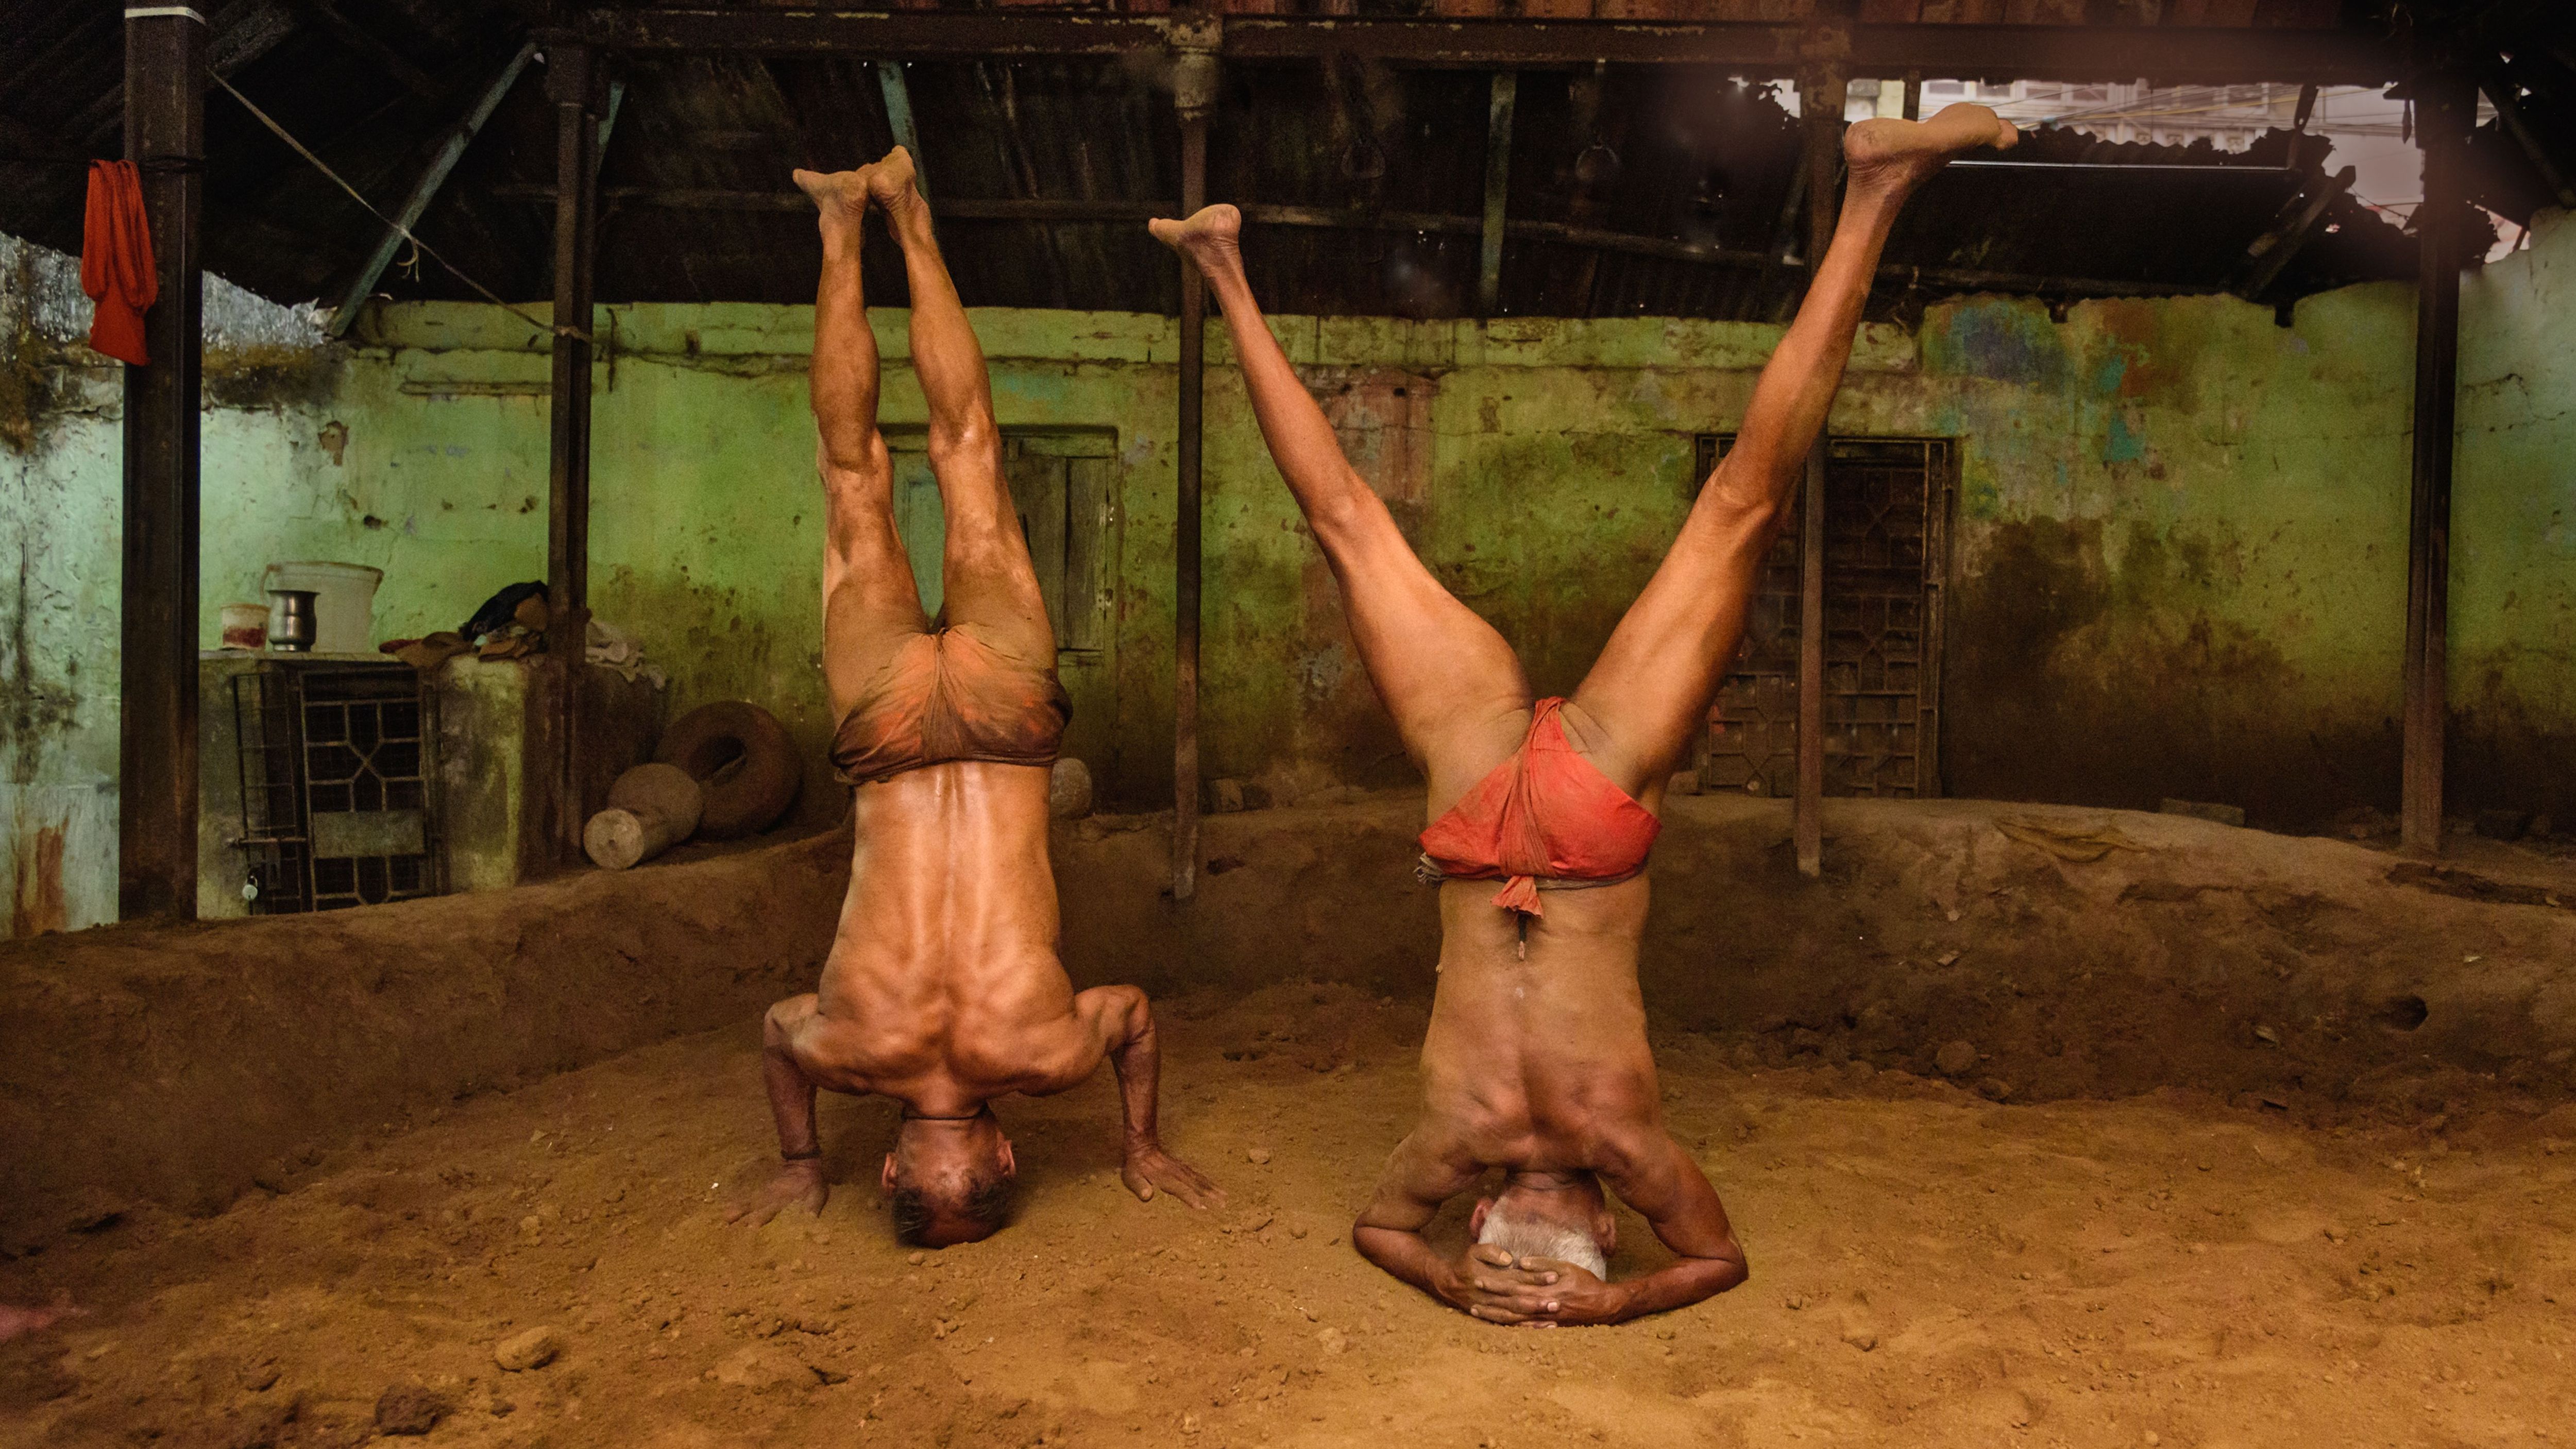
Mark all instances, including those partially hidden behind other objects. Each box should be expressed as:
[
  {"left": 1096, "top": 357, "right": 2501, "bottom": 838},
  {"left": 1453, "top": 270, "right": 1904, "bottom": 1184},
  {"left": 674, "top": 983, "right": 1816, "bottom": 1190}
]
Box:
[{"left": 566, "top": 11, "right": 2401, "bottom": 84}]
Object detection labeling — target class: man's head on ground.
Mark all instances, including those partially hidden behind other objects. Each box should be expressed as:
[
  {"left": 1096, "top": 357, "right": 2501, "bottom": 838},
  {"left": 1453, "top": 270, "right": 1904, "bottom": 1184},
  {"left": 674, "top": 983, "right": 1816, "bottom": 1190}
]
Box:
[
  {"left": 881, "top": 1106, "right": 1017, "bottom": 1248},
  {"left": 1470, "top": 1170, "right": 1615, "bottom": 1278}
]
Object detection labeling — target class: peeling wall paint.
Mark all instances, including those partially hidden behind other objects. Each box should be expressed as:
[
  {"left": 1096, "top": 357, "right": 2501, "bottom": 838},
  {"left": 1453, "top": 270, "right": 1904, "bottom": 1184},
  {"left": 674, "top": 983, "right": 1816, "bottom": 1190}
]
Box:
[
  {"left": 1, "top": 234, "right": 336, "bottom": 936},
  {"left": 5, "top": 212, "right": 2572, "bottom": 932}
]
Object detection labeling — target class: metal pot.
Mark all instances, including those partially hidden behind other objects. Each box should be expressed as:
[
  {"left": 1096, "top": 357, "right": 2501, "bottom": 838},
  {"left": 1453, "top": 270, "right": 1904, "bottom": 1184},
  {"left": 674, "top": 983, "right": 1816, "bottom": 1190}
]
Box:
[{"left": 268, "top": 589, "right": 317, "bottom": 653}]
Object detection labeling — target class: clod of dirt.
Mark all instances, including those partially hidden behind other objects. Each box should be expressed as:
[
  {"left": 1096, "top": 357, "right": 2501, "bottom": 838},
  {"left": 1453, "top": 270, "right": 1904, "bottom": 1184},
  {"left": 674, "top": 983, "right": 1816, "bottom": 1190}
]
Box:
[
  {"left": 1315, "top": 1327, "right": 1348, "bottom": 1355},
  {"left": 1841, "top": 1327, "right": 1879, "bottom": 1352},
  {"left": 714, "top": 1344, "right": 808, "bottom": 1393},
  {"left": 493, "top": 1326, "right": 562, "bottom": 1372},
  {"left": 373, "top": 1382, "right": 449, "bottom": 1436},
  {"left": 1245, "top": 1147, "right": 1272, "bottom": 1165},
  {"left": 1978, "top": 1078, "right": 2014, "bottom": 1102},
  {"left": 1936, "top": 1041, "right": 1980, "bottom": 1077},
  {"left": 239, "top": 1358, "right": 280, "bottom": 1392},
  {"left": 222, "top": 1394, "right": 300, "bottom": 1449}
]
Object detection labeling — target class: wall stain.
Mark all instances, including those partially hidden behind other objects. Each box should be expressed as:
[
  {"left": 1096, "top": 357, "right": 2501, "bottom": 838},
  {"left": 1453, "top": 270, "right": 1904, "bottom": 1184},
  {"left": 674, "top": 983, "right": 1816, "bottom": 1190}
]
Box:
[
  {"left": 9, "top": 818, "right": 66, "bottom": 937},
  {"left": 1947, "top": 517, "right": 2399, "bottom": 829},
  {"left": 4, "top": 535, "right": 82, "bottom": 786}
]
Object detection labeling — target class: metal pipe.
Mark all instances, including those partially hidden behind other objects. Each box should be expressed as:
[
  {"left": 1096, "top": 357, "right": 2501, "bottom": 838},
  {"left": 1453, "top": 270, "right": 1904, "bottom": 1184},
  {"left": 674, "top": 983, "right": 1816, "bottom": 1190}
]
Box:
[
  {"left": 1793, "top": 59, "right": 1843, "bottom": 880},
  {"left": 546, "top": 43, "right": 601, "bottom": 867},
  {"left": 1172, "top": 45, "right": 1217, "bottom": 902},
  {"left": 2401, "top": 70, "right": 2470, "bottom": 858},
  {"left": 119, "top": 3, "right": 207, "bottom": 920}
]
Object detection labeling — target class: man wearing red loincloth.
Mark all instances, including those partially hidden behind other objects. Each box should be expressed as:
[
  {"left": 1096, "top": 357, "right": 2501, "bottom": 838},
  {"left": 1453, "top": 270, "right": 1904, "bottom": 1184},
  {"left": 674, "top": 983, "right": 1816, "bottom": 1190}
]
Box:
[
  {"left": 1151, "top": 105, "right": 2019, "bottom": 1323},
  {"left": 731, "top": 149, "right": 1222, "bottom": 1248}
]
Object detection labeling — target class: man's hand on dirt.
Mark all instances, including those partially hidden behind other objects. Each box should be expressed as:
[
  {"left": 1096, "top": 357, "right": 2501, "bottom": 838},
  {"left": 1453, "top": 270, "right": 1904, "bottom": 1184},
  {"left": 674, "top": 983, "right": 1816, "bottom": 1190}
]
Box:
[
  {"left": 1514, "top": 1257, "right": 1630, "bottom": 1326},
  {"left": 1441, "top": 1244, "right": 1567, "bottom": 1327},
  {"left": 725, "top": 1157, "right": 829, "bottom": 1227},
  {"left": 1122, "top": 1141, "right": 1225, "bottom": 1209}
]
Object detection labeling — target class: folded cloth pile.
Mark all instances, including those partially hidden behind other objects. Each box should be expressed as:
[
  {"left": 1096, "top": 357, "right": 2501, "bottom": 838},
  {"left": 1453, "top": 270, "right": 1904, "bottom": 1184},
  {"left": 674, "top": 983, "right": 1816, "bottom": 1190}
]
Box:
[{"left": 585, "top": 618, "right": 666, "bottom": 688}]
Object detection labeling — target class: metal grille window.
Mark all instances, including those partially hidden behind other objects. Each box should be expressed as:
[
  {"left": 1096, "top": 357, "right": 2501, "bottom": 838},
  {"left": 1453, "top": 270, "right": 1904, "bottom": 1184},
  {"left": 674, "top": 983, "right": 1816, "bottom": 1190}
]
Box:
[
  {"left": 231, "top": 663, "right": 443, "bottom": 913},
  {"left": 1694, "top": 435, "right": 1955, "bottom": 800}
]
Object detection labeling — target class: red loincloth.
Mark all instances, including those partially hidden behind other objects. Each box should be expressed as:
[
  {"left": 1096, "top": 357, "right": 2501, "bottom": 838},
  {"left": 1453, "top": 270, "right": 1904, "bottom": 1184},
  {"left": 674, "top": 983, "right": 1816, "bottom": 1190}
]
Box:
[
  {"left": 1416, "top": 697, "right": 1662, "bottom": 918},
  {"left": 81, "top": 160, "right": 155, "bottom": 367},
  {"left": 831, "top": 623, "right": 1072, "bottom": 786}
]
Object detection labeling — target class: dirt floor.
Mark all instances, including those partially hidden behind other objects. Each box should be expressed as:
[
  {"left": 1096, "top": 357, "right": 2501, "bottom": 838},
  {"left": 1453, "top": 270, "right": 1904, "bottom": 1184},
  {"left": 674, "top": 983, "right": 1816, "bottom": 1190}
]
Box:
[{"left": 6, "top": 982, "right": 2573, "bottom": 1449}]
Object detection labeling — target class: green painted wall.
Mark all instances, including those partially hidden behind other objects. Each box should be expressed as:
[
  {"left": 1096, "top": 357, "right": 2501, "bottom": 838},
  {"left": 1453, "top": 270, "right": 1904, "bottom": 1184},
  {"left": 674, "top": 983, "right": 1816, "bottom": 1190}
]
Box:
[{"left": 7, "top": 212, "right": 2572, "bottom": 932}]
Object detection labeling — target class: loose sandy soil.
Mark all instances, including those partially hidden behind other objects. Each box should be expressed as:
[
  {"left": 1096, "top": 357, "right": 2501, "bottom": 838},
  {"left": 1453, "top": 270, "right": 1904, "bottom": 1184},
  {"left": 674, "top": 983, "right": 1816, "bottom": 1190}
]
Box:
[{"left": 5, "top": 982, "right": 2573, "bottom": 1449}]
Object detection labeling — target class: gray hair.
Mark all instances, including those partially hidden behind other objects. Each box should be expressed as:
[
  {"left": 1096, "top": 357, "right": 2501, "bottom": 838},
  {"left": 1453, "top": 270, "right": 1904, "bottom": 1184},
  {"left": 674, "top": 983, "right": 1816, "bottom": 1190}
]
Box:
[{"left": 1476, "top": 1206, "right": 1608, "bottom": 1278}]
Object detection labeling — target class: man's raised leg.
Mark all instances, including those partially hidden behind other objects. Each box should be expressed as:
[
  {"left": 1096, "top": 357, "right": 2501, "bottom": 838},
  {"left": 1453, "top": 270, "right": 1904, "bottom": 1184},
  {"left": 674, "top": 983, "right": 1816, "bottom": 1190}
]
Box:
[
  {"left": 1565, "top": 105, "right": 2018, "bottom": 797},
  {"left": 793, "top": 163, "right": 928, "bottom": 721},
  {"left": 863, "top": 148, "right": 1054, "bottom": 655},
  {"left": 1152, "top": 206, "right": 1529, "bottom": 809}
]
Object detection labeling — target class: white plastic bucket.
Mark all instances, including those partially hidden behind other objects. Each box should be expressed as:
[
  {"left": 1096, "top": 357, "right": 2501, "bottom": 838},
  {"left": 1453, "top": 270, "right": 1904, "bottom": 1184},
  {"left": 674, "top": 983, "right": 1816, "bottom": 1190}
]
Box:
[{"left": 263, "top": 561, "right": 383, "bottom": 655}]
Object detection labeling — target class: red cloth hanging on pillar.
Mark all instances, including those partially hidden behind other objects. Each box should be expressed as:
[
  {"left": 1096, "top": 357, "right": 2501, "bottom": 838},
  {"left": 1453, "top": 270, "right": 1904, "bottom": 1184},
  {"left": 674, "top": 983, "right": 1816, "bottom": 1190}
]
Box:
[{"left": 81, "top": 160, "right": 156, "bottom": 366}]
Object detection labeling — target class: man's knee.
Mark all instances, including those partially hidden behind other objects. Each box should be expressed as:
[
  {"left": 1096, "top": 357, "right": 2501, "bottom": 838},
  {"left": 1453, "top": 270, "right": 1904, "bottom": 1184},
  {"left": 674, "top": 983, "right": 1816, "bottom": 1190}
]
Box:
[
  {"left": 821, "top": 426, "right": 892, "bottom": 482},
  {"left": 925, "top": 414, "right": 998, "bottom": 471}
]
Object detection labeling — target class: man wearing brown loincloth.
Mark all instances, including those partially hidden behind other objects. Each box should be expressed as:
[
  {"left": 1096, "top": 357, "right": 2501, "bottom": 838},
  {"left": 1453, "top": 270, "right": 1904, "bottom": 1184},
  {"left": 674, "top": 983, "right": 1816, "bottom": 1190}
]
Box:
[
  {"left": 1151, "top": 106, "right": 2018, "bottom": 1322},
  {"left": 731, "top": 148, "right": 1221, "bottom": 1248}
]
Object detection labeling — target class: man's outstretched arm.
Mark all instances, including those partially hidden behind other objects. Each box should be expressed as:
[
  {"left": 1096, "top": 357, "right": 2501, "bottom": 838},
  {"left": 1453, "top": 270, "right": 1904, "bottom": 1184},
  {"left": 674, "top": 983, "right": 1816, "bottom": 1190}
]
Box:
[
  {"left": 1072, "top": 985, "right": 1224, "bottom": 1210},
  {"left": 1524, "top": 1132, "right": 1747, "bottom": 1325},
  {"left": 727, "top": 994, "right": 833, "bottom": 1227},
  {"left": 1353, "top": 1134, "right": 1563, "bottom": 1325}
]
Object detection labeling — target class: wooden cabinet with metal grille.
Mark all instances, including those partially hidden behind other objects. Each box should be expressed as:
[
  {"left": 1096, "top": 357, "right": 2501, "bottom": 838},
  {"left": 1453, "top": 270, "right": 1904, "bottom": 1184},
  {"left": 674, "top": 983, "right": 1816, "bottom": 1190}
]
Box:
[{"left": 228, "top": 660, "right": 444, "bottom": 913}]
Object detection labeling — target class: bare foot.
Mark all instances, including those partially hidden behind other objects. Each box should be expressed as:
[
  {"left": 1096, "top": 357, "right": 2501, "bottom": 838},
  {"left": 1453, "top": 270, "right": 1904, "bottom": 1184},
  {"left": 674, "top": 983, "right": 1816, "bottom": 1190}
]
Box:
[
  {"left": 859, "top": 146, "right": 927, "bottom": 229},
  {"left": 1844, "top": 103, "right": 2019, "bottom": 198},
  {"left": 1147, "top": 203, "right": 1242, "bottom": 279},
  {"left": 791, "top": 166, "right": 870, "bottom": 245},
  {"left": 725, "top": 1157, "right": 828, "bottom": 1228}
]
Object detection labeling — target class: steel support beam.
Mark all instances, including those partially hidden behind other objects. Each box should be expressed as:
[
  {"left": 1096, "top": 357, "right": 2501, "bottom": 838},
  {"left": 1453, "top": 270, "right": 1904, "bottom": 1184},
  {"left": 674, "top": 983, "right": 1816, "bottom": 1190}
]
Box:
[
  {"left": 329, "top": 38, "right": 536, "bottom": 336},
  {"left": 2234, "top": 162, "right": 2354, "bottom": 301},
  {"left": 1171, "top": 44, "right": 1216, "bottom": 902},
  {"left": 120, "top": 5, "right": 207, "bottom": 920},
  {"left": 545, "top": 42, "right": 601, "bottom": 869},
  {"left": 2401, "top": 70, "right": 2473, "bottom": 859},
  {"left": 876, "top": 60, "right": 925, "bottom": 189},
  {"left": 1477, "top": 70, "right": 1515, "bottom": 316},
  {"left": 568, "top": 11, "right": 2399, "bottom": 83}
]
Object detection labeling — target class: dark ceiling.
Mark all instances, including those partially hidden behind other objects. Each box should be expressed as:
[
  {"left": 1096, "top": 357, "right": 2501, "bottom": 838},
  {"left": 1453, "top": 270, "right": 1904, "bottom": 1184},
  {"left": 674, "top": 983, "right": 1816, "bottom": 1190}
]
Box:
[{"left": 2, "top": 2, "right": 2571, "bottom": 323}]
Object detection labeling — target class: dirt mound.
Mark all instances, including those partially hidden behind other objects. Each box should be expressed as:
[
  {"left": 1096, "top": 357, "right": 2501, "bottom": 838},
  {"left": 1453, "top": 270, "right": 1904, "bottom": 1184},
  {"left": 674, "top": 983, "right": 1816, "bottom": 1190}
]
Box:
[{"left": 0, "top": 832, "right": 850, "bottom": 1248}]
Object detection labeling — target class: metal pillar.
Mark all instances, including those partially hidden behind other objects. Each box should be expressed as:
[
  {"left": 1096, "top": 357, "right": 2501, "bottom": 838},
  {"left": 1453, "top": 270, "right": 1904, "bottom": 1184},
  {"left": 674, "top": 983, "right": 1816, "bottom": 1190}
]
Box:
[
  {"left": 2401, "top": 71, "right": 2471, "bottom": 858},
  {"left": 1476, "top": 70, "right": 1515, "bottom": 316},
  {"left": 118, "top": 4, "right": 206, "bottom": 920},
  {"left": 1171, "top": 44, "right": 1216, "bottom": 901},
  {"left": 1793, "top": 59, "right": 1844, "bottom": 881},
  {"left": 545, "top": 42, "right": 600, "bottom": 866}
]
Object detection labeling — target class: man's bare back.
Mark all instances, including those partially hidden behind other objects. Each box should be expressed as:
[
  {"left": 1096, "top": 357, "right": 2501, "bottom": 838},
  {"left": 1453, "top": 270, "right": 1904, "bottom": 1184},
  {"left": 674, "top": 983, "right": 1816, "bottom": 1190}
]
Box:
[{"left": 732, "top": 150, "right": 1218, "bottom": 1247}]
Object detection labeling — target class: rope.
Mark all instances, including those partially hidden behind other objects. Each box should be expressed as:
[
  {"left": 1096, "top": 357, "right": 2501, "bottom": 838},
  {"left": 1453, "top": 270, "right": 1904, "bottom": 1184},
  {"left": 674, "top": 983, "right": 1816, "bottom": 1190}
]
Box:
[{"left": 210, "top": 72, "right": 590, "bottom": 344}]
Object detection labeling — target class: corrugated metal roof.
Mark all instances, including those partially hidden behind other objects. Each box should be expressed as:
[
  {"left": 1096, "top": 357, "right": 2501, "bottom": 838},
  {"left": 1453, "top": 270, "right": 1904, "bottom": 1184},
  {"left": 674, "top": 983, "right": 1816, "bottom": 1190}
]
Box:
[{"left": 1, "top": 2, "right": 2565, "bottom": 318}]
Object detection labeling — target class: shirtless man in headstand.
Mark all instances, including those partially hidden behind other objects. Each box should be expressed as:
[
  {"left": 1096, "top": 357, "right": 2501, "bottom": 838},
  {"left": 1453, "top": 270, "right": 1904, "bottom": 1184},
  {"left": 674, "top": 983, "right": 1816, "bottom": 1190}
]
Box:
[
  {"left": 730, "top": 148, "right": 1221, "bottom": 1248},
  {"left": 1153, "top": 106, "right": 2015, "bottom": 1323}
]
